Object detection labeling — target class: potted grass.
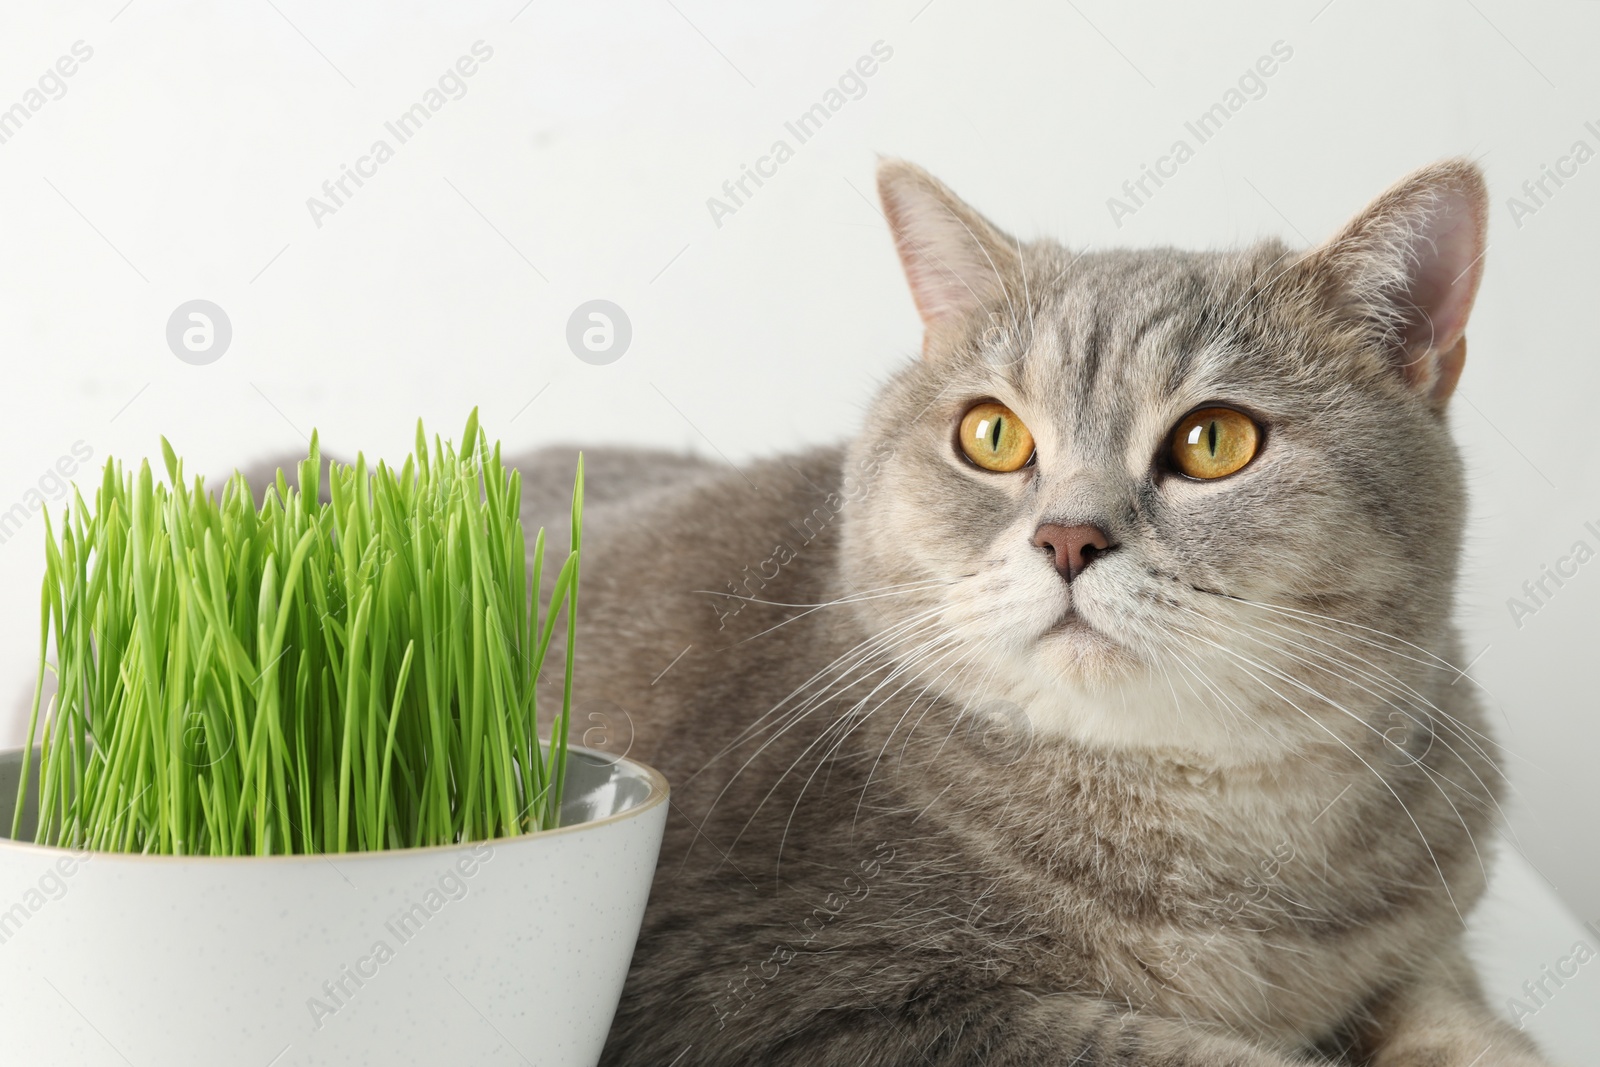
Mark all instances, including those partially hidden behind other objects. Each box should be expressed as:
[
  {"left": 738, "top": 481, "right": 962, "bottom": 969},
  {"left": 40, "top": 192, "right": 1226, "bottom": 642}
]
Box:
[{"left": 0, "top": 413, "right": 667, "bottom": 1067}]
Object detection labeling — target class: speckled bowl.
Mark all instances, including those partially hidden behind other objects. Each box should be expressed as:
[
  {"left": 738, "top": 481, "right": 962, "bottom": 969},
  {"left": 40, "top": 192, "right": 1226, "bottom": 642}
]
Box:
[{"left": 0, "top": 745, "right": 667, "bottom": 1067}]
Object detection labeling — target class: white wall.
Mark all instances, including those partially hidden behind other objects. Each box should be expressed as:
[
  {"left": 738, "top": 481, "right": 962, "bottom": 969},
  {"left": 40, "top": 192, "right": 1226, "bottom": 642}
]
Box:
[{"left": 0, "top": 0, "right": 1594, "bottom": 922}]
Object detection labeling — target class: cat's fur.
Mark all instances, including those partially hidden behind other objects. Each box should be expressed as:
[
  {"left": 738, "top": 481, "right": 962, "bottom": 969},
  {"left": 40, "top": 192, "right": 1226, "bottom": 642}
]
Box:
[{"left": 510, "top": 160, "right": 1549, "bottom": 1066}]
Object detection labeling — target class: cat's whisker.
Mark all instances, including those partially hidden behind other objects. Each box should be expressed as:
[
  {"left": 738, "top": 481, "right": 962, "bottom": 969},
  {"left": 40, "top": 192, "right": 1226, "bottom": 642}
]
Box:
[
  {"left": 1158, "top": 644, "right": 1249, "bottom": 739},
  {"left": 1163, "top": 642, "right": 1292, "bottom": 754},
  {"left": 1169, "top": 621, "right": 1472, "bottom": 928},
  {"left": 877, "top": 639, "right": 993, "bottom": 776},
  {"left": 1239, "top": 618, "right": 1521, "bottom": 850},
  {"left": 685, "top": 604, "right": 951, "bottom": 782},
  {"left": 1201, "top": 606, "right": 1511, "bottom": 788},
  {"left": 764, "top": 618, "right": 1011, "bottom": 866},
  {"left": 699, "top": 625, "right": 939, "bottom": 806},
  {"left": 721, "top": 578, "right": 959, "bottom": 648},
  {"left": 921, "top": 631, "right": 1014, "bottom": 766},
  {"left": 689, "top": 610, "right": 953, "bottom": 836},
  {"left": 1173, "top": 604, "right": 1511, "bottom": 870},
  {"left": 1232, "top": 597, "right": 1504, "bottom": 711},
  {"left": 769, "top": 636, "right": 973, "bottom": 876},
  {"left": 696, "top": 575, "right": 957, "bottom": 611},
  {"left": 1152, "top": 653, "right": 1189, "bottom": 723},
  {"left": 1170, "top": 603, "right": 1462, "bottom": 767},
  {"left": 1219, "top": 604, "right": 1528, "bottom": 821},
  {"left": 894, "top": 629, "right": 1011, "bottom": 768},
  {"left": 1239, "top": 620, "right": 1521, "bottom": 834},
  {"left": 851, "top": 633, "right": 994, "bottom": 837},
  {"left": 1154, "top": 582, "right": 1515, "bottom": 772},
  {"left": 715, "top": 627, "right": 962, "bottom": 866}
]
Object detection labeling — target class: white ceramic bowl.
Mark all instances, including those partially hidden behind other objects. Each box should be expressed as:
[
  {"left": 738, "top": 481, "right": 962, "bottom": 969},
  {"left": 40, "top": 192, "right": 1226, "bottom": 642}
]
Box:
[{"left": 0, "top": 746, "right": 668, "bottom": 1067}]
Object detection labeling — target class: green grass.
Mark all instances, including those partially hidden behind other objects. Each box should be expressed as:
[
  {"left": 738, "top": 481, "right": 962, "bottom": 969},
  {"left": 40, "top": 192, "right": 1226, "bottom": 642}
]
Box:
[{"left": 11, "top": 411, "right": 582, "bottom": 856}]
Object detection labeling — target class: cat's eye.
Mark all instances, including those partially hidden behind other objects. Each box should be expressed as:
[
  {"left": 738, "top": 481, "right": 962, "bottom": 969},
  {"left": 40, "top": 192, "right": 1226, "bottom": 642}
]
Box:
[
  {"left": 958, "top": 401, "right": 1035, "bottom": 472},
  {"left": 1168, "top": 407, "right": 1260, "bottom": 480}
]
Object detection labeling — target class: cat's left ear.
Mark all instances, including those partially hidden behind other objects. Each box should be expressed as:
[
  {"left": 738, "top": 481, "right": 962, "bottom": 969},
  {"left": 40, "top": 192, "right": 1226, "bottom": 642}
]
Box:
[{"left": 1301, "top": 159, "right": 1488, "bottom": 409}]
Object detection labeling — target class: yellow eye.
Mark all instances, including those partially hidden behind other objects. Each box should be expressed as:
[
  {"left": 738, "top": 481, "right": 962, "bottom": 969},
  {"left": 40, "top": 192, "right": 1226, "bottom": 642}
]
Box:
[
  {"left": 1169, "top": 407, "right": 1261, "bottom": 480},
  {"left": 958, "top": 402, "right": 1035, "bottom": 472}
]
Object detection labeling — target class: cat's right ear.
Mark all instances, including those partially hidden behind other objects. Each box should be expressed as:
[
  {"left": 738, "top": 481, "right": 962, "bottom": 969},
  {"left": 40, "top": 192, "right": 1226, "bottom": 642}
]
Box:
[
  {"left": 1299, "top": 158, "right": 1489, "bottom": 410},
  {"left": 877, "top": 160, "right": 1020, "bottom": 356}
]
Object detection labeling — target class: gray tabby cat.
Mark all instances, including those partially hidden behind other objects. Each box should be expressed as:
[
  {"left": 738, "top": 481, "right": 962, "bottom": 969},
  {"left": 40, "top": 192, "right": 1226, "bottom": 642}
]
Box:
[{"left": 516, "top": 159, "right": 1552, "bottom": 1065}]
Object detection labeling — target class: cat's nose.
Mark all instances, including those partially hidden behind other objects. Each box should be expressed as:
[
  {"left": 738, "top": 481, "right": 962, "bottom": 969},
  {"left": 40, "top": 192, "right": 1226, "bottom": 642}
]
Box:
[{"left": 1032, "top": 523, "right": 1113, "bottom": 582}]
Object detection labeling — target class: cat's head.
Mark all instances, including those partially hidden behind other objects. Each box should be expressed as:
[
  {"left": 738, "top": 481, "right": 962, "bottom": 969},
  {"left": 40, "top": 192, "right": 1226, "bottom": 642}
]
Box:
[{"left": 840, "top": 159, "right": 1488, "bottom": 766}]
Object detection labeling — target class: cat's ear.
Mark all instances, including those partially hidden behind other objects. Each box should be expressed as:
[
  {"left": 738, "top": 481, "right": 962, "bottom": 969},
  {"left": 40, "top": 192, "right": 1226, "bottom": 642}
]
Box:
[
  {"left": 877, "top": 160, "right": 1020, "bottom": 354},
  {"left": 1301, "top": 159, "right": 1488, "bottom": 408}
]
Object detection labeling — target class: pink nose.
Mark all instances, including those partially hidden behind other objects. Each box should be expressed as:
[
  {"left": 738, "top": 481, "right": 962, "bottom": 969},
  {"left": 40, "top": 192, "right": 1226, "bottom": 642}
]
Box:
[{"left": 1032, "top": 523, "right": 1112, "bottom": 582}]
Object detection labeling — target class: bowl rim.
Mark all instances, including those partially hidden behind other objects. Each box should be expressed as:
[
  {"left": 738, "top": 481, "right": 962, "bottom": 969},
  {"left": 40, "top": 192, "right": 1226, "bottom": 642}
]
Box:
[{"left": 0, "top": 743, "right": 669, "bottom": 865}]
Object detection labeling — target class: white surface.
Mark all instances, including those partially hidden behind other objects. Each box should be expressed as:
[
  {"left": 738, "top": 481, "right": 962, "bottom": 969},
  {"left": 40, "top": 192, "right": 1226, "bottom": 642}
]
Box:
[
  {"left": 1472, "top": 849, "right": 1600, "bottom": 1064},
  {"left": 0, "top": 0, "right": 1593, "bottom": 937}
]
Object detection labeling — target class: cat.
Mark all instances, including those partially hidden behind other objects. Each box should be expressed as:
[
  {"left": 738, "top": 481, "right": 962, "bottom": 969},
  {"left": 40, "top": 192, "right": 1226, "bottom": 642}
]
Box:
[{"left": 520, "top": 157, "right": 1551, "bottom": 1066}]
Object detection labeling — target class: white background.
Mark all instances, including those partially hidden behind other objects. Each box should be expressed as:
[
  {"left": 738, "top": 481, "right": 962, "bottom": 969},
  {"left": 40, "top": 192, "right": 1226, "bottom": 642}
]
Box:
[{"left": 0, "top": 0, "right": 1595, "bottom": 1053}]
